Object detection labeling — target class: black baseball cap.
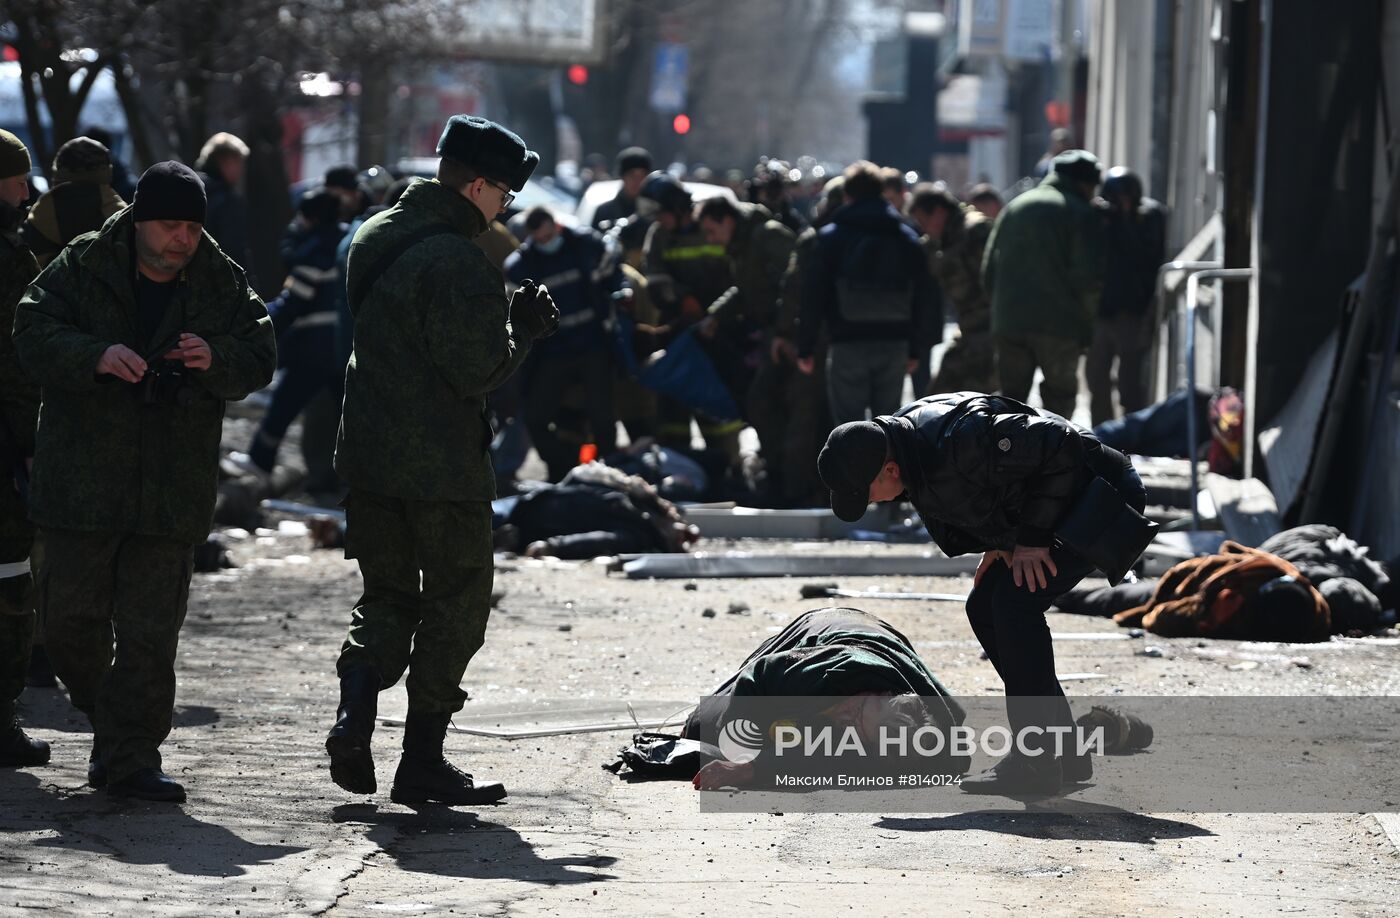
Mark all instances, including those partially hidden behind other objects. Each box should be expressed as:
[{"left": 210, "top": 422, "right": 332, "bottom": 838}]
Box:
[{"left": 817, "top": 421, "right": 889, "bottom": 522}]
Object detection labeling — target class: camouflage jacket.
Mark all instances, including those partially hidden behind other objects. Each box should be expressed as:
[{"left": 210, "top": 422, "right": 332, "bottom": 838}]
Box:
[
  {"left": 335, "top": 178, "right": 531, "bottom": 502},
  {"left": 0, "top": 211, "right": 40, "bottom": 559},
  {"left": 776, "top": 225, "right": 817, "bottom": 342},
  {"left": 708, "top": 202, "right": 796, "bottom": 336},
  {"left": 21, "top": 178, "right": 126, "bottom": 269},
  {"left": 924, "top": 207, "right": 992, "bottom": 335},
  {"left": 13, "top": 207, "right": 276, "bottom": 545}
]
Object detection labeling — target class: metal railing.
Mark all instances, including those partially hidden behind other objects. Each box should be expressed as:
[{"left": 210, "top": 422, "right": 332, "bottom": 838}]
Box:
[{"left": 1183, "top": 268, "right": 1254, "bottom": 528}]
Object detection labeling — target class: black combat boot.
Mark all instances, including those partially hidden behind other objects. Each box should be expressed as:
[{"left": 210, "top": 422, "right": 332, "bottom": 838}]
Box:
[
  {"left": 0, "top": 710, "right": 49, "bottom": 767},
  {"left": 390, "top": 711, "right": 507, "bottom": 806},
  {"left": 25, "top": 644, "right": 56, "bottom": 688},
  {"left": 325, "top": 665, "right": 381, "bottom": 795},
  {"left": 960, "top": 752, "right": 1062, "bottom": 797},
  {"left": 108, "top": 767, "right": 186, "bottom": 803},
  {"left": 87, "top": 738, "right": 106, "bottom": 788}
]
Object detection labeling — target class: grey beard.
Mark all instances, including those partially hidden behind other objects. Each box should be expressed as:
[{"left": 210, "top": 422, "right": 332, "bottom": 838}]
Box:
[{"left": 137, "top": 246, "right": 192, "bottom": 276}]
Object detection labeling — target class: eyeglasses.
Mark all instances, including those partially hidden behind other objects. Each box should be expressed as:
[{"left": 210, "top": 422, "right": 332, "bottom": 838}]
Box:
[{"left": 484, "top": 178, "right": 515, "bottom": 210}]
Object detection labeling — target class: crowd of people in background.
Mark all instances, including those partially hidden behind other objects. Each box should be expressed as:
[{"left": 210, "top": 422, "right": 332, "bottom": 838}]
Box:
[{"left": 6, "top": 125, "right": 1169, "bottom": 512}]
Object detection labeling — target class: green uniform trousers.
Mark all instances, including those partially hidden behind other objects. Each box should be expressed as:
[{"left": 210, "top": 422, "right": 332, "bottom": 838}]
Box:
[
  {"left": 0, "top": 479, "right": 34, "bottom": 723},
  {"left": 994, "top": 331, "right": 1084, "bottom": 420},
  {"left": 0, "top": 572, "right": 33, "bottom": 723},
  {"left": 746, "top": 355, "right": 830, "bottom": 505},
  {"left": 35, "top": 528, "right": 194, "bottom": 783},
  {"left": 336, "top": 489, "right": 493, "bottom": 715},
  {"left": 930, "top": 330, "right": 997, "bottom": 396}
]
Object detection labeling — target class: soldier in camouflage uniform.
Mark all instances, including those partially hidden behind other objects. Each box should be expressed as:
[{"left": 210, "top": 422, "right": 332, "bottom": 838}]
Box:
[
  {"left": 21, "top": 136, "right": 126, "bottom": 269},
  {"left": 694, "top": 196, "right": 802, "bottom": 502},
  {"left": 327, "top": 116, "right": 558, "bottom": 807},
  {"left": 0, "top": 130, "right": 47, "bottom": 769},
  {"left": 907, "top": 185, "right": 996, "bottom": 395},
  {"left": 766, "top": 177, "right": 845, "bottom": 505},
  {"left": 13, "top": 162, "right": 277, "bottom": 801}
]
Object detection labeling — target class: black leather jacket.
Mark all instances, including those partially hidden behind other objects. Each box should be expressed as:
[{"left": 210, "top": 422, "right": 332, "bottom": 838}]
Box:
[{"left": 876, "top": 393, "right": 1143, "bottom": 560}]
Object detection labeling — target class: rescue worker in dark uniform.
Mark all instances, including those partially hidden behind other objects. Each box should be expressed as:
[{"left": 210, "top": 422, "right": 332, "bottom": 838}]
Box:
[
  {"left": 505, "top": 207, "right": 621, "bottom": 481},
  {"left": 326, "top": 116, "right": 559, "bottom": 806},
  {"left": 694, "top": 196, "right": 796, "bottom": 501},
  {"left": 234, "top": 189, "right": 347, "bottom": 478},
  {"left": 637, "top": 172, "right": 741, "bottom": 461}
]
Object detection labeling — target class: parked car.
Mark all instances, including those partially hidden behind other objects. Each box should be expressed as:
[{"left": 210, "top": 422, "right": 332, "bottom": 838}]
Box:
[{"left": 575, "top": 179, "right": 737, "bottom": 228}]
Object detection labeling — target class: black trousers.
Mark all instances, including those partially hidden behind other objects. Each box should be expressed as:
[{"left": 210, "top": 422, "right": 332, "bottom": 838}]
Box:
[
  {"left": 522, "top": 349, "right": 618, "bottom": 482},
  {"left": 964, "top": 544, "right": 1095, "bottom": 758}
]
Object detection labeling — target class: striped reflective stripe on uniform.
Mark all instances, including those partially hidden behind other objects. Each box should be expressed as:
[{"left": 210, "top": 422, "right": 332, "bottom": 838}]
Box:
[
  {"left": 284, "top": 264, "right": 339, "bottom": 301},
  {"left": 539, "top": 268, "right": 583, "bottom": 289},
  {"left": 290, "top": 312, "right": 339, "bottom": 330},
  {"left": 284, "top": 276, "right": 316, "bottom": 300},
  {"left": 293, "top": 264, "right": 340, "bottom": 283},
  {"left": 662, "top": 244, "right": 726, "bottom": 261},
  {"left": 557, "top": 308, "right": 597, "bottom": 329}
]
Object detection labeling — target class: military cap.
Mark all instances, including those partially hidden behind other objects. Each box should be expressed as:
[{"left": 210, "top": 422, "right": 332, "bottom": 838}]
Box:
[
  {"left": 1051, "top": 149, "right": 1102, "bottom": 185},
  {"left": 133, "top": 161, "right": 207, "bottom": 224},
  {"left": 52, "top": 136, "right": 112, "bottom": 185},
  {"left": 0, "top": 129, "right": 32, "bottom": 181},
  {"left": 615, "top": 146, "right": 652, "bottom": 175},
  {"left": 324, "top": 164, "right": 359, "bottom": 191},
  {"left": 436, "top": 115, "right": 539, "bottom": 192}
]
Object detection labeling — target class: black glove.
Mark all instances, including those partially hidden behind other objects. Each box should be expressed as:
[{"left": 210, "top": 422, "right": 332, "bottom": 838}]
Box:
[{"left": 510, "top": 280, "right": 560, "bottom": 339}]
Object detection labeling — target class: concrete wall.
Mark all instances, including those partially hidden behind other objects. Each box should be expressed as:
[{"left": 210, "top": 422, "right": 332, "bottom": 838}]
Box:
[{"left": 1084, "top": 0, "right": 1155, "bottom": 186}]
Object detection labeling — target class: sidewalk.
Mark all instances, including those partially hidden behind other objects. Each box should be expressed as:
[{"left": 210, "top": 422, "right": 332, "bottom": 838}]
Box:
[{"left": 3, "top": 531, "right": 1398, "bottom": 916}]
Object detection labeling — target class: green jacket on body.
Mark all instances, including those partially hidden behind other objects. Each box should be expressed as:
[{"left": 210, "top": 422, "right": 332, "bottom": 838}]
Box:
[
  {"left": 335, "top": 178, "right": 532, "bottom": 502},
  {"left": 982, "top": 172, "right": 1105, "bottom": 345},
  {"left": 13, "top": 206, "right": 276, "bottom": 545}
]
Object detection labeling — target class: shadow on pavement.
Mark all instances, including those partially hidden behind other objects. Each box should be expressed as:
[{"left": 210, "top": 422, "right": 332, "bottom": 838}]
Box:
[
  {"left": 332, "top": 803, "right": 618, "bottom": 884},
  {"left": 18, "top": 689, "right": 220, "bottom": 733},
  {"left": 875, "top": 800, "right": 1215, "bottom": 844},
  {"left": 1, "top": 771, "right": 305, "bottom": 875}
]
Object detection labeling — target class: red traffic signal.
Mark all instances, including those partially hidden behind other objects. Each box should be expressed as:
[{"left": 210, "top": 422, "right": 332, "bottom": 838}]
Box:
[
  {"left": 567, "top": 65, "right": 589, "bottom": 86},
  {"left": 672, "top": 113, "right": 691, "bottom": 135}
]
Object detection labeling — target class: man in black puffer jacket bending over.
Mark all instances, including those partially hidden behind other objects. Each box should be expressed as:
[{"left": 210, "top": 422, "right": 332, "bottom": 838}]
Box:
[{"left": 817, "top": 392, "right": 1155, "bottom": 796}]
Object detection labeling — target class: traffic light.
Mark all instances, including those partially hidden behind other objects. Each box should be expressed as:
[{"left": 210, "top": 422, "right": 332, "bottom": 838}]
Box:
[
  {"left": 567, "top": 64, "right": 589, "bottom": 86},
  {"left": 672, "top": 113, "right": 691, "bottom": 135}
]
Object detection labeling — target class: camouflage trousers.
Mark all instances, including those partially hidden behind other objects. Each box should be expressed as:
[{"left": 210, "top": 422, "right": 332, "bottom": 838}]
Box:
[
  {"left": 337, "top": 490, "right": 493, "bottom": 715},
  {"left": 994, "top": 331, "right": 1085, "bottom": 420},
  {"left": 0, "top": 486, "right": 34, "bottom": 722},
  {"left": 930, "top": 330, "right": 997, "bottom": 396},
  {"left": 36, "top": 528, "right": 194, "bottom": 783},
  {"left": 747, "top": 355, "right": 831, "bottom": 505},
  {"left": 0, "top": 570, "right": 33, "bottom": 722}
]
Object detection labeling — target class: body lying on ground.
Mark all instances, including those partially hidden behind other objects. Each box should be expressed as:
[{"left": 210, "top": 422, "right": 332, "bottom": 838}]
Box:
[
  {"left": 1053, "top": 525, "right": 1396, "bottom": 640},
  {"left": 494, "top": 462, "right": 698, "bottom": 559},
  {"left": 683, "top": 607, "right": 968, "bottom": 789},
  {"left": 1092, "top": 386, "right": 1243, "bottom": 476}
]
